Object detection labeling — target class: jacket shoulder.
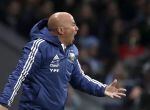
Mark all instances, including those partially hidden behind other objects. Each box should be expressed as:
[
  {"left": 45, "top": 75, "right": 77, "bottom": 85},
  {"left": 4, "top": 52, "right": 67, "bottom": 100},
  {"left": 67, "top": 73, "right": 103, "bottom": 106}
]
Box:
[
  {"left": 72, "top": 44, "right": 79, "bottom": 56},
  {"left": 25, "top": 38, "right": 45, "bottom": 47}
]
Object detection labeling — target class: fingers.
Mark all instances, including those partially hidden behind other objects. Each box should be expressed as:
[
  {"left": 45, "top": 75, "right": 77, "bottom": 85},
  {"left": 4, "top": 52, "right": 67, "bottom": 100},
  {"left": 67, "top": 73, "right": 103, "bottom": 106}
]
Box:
[
  {"left": 113, "top": 93, "right": 126, "bottom": 99},
  {"left": 106, "top": 79, "right": 127, "bottom": 99},
  {"left": 117, "top": 88, "right": 126, "bottom": 98},
  {"left": 109, "top": 94, "right": 121, "bottom": 99},
  {"left": 113, "top": 94, "right": 121, "bottom": 99},
  {"left": 116, "top": 93, "right": 126, "bottom": 97},
  {"left": 118, "top": 88, "right": 127, "bottom": 92},
  {"left": 105, "top": 90, "right": 126, "bottom": 99}
]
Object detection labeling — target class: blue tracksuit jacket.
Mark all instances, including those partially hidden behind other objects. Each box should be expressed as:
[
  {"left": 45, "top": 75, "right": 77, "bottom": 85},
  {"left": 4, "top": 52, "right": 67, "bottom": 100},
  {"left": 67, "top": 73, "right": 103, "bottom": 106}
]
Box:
[{"left": 0, "top": 19, "right": 107, "bottom": 110}]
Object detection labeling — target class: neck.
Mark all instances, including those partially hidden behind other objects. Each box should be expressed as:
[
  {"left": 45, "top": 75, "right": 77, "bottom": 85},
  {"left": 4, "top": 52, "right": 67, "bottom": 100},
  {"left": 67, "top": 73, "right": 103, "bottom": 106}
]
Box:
[
  {"left": 50, "top": 31, "right": 67, "bottom": 46},
  {"left": 58, "top": 35, "right": 68, "bottom": 46},
  {"left": 50, "top": 31, "right": 69, "bottom": 46}
]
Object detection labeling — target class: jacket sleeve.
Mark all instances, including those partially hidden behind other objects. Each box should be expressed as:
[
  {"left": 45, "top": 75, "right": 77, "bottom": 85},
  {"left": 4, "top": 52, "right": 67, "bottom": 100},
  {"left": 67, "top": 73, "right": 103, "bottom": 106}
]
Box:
[
  {"left": 70, "top": 60, "right": 107, "bottom": 97},
  {"left": 0, "top": 38, "right": 44, "bottom": 107}
]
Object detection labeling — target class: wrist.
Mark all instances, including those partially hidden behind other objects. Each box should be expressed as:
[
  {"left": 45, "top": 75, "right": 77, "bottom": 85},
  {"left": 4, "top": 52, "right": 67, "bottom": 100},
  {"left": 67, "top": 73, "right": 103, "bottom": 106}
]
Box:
[{"left": 104, "top": 84, "right": 108, "bottom": 96}]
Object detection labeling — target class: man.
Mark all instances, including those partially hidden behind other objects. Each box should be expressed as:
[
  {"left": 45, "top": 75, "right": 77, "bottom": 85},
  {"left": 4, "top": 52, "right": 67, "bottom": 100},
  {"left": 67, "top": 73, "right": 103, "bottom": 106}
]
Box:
[{"left": 0, "top": 12, "right": 126, "bottom": 110}]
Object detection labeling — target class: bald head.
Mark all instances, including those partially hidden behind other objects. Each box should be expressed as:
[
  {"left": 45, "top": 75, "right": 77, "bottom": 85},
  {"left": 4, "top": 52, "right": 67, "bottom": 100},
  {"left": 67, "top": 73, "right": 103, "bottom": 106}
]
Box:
[
  {"left": 47, "top": 12, "right": 78, "bottom": 45},
  {"left": 48, "top": 12, "right": 73, "bottom": 30}
]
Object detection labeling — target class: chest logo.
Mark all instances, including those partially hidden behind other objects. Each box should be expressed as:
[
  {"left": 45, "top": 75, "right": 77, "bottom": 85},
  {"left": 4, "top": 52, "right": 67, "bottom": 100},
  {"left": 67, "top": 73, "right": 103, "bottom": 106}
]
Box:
[
  {"left": 49, "top": 54, "right": 59, "bottom": 72},
  {"left": 69, "top": 52, "right": 75, "bottom": 62}
]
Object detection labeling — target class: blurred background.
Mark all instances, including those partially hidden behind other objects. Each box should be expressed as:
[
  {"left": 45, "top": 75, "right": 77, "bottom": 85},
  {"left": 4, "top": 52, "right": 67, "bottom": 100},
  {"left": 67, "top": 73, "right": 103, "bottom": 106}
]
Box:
[{"left": 0, "top": 0, "right": 150, "bottom": 110}]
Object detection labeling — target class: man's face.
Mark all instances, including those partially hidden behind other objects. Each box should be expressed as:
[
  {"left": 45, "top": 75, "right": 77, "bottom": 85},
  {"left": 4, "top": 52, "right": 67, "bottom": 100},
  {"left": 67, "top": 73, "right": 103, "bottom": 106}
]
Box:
[{"left": 62, "top": 15, "right": 78, "bottom": 45}]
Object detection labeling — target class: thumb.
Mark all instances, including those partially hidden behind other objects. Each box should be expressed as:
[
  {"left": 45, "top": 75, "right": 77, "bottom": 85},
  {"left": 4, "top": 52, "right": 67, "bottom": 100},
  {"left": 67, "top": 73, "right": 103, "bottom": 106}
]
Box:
[{"left": 110, "top": 79, "right": 117, "bottom": 87}]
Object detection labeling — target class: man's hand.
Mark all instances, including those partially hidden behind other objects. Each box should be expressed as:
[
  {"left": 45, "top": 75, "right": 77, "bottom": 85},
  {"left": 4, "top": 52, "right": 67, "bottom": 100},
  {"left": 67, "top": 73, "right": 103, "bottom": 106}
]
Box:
[
  {"left": 0, "top": 105, "right": 8, "bottom": 110},
  {"left": 104, "top": 79, "right": 126, "bottom": 99}
]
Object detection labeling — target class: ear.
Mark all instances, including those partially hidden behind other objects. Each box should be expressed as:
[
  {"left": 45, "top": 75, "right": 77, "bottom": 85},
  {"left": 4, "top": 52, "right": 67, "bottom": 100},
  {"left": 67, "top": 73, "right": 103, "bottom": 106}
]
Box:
[{"left": 57, "top": 27, "right": 64, "bottom": 35}]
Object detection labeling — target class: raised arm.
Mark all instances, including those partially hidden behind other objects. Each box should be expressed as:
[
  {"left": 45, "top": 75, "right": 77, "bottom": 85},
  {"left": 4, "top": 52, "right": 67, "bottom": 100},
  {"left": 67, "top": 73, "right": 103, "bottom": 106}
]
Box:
[{"left": 70, "top": 60, "right": 126, "bottom": 98}]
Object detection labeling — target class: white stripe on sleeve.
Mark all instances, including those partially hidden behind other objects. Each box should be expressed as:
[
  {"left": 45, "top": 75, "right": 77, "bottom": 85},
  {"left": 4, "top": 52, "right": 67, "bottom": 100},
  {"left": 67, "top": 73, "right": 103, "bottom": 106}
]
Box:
[
  {"left": 8, "top": 38, "right": 44, "bottom": 106},
  {"left": 77, "top": 60, "right": 107, "bottom": 88}
]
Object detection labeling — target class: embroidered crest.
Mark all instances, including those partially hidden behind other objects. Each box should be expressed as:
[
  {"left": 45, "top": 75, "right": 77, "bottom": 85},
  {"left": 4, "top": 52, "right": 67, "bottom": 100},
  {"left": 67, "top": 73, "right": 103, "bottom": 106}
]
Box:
[{"left": 69, "top": 52, "right": 75, "bottom": 62}]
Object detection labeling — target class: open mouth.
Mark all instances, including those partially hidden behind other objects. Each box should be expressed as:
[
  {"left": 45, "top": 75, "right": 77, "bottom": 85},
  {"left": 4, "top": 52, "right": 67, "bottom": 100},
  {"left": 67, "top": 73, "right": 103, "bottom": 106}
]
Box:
[{"left": 74, "top": 31, "right": 77, "bottom": 35}]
